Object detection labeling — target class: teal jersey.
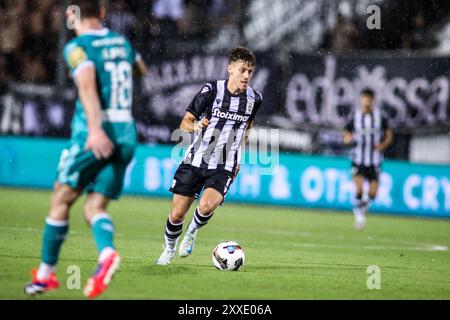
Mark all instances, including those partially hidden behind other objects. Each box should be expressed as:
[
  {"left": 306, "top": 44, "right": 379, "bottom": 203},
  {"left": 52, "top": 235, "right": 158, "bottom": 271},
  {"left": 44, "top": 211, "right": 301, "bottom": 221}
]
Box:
[{"left": 63, "top": 28, "right": 139, "bottom": 146}]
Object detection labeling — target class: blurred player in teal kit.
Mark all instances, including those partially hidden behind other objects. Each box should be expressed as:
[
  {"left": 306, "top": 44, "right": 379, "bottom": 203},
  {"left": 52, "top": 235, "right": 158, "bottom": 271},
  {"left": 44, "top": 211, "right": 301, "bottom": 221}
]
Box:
[{"left": 24, "top": 0, "right": 147, "bottom": 298}]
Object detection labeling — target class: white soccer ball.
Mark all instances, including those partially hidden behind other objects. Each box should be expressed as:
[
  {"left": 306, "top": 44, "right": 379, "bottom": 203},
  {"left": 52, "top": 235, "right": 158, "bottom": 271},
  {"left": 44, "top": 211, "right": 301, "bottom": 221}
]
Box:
[{"left": 212, "top": 241, "right": 245, "bottom": 271}]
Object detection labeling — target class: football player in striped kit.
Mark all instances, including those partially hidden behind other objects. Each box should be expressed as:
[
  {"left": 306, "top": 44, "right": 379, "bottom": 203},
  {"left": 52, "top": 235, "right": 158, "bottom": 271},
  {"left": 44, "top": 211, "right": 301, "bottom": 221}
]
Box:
[
  {"left": 343, "top": 89, "right": 393, "bottom": 229},
  {"left": 156, "top": 47, "right": 262, "bottom": 265}
]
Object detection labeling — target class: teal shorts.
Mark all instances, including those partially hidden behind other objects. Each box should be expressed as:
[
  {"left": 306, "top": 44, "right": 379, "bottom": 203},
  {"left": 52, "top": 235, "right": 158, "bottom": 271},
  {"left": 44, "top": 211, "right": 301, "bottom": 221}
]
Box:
[{"left": 56, "top": 142, "right": 136, "bottom": 199}]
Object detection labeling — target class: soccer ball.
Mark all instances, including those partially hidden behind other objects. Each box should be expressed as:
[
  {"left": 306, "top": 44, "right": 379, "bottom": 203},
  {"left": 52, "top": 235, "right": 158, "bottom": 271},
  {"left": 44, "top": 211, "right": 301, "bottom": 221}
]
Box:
[{"left": 212, "top": 241, "right": 245, "bottom": 271}]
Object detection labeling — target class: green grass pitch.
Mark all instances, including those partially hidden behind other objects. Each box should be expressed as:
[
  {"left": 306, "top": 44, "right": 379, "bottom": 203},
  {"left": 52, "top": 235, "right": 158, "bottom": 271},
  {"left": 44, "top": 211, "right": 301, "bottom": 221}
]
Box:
[{"left": 0, "top": 187, "right": 449, "bottom": 299}]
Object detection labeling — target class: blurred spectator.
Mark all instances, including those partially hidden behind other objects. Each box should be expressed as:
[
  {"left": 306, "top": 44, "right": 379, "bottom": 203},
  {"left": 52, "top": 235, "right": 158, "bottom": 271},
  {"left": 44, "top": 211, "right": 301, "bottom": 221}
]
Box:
[
  {"left": 153, "top": 0, "right": 185, "bottom": 23},
  {"left": 20, "top": 52, "right": 47, "bottom": 83},
  {"left": 0, "top": 0, "right": 450, "bottom": 84},
  {"left": 208, "top": 0, "right": 243, "bottom": 29},
  {"left": 204, "top": 0, "right": 244, "bottom": 52},
  {"left": 0, "top": 8, "right": 23, "bottom": 83},
  {"left": 107, "top": 0, "right": 136, "bottom": 38},
  {"left": 324, "top": 13, "right": 360, "bottom": 52},
  {"left": 410, "top": 13, "right": 434, "bottom": 49},
  {"left": 0, "top": 13, "right": 23, "bottom": 56},
  {"left": 49, "top": 3, "right": 64, "bottom": 34},
  {"left": 26, "top": 2, "right": 49, "bottom": 53},
  {"left": 0, "top": 54, "right": 12, "bottom": 83},
  {"left": 178, "top": 0, "right": 204, "bottom": 38},
  {"left": 152, "top": 0, "right": 185, "bottom": 52}
]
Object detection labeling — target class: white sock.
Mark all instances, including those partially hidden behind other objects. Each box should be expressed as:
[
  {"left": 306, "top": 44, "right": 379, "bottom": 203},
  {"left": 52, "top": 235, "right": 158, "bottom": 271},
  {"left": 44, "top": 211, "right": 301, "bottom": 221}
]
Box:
[
  {"left": 37, "top": 262, "right": 55, "bottom": 280},
  {"left": 364, "top": 199, "right": 373, "bottom": 213},
  {"left": 353, "top": 205, "right": 365, "bottom": 220},
  {"left": 98, "top": 247, "right": 116, "bottom": 263},
  {"left": 164, "top": 235, "right": 179, "bottom": 251},
  {"left": 164, "top": 217, "right": 183, "bottom": 251},
  {"left": 187, "top": 207, "right": 213, "bottom": 234}
]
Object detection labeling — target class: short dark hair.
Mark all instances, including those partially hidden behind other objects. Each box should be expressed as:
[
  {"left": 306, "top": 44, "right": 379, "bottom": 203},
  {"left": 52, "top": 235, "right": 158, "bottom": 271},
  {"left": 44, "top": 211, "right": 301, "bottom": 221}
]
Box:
[
  {"left": 229, "top": 46, "right": 256, "bottom": 66},
  {"left": 361, "top": 88, "right": 375, "bottom": 98},
  {"left": 70, "top": 0, "right": 102, "bottom": 19}
]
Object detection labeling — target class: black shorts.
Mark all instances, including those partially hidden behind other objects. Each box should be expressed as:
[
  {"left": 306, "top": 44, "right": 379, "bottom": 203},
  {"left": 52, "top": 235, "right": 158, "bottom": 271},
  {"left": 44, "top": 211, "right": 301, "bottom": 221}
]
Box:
[
  {"left": 169, "top": 164, "right": 234, "bottom": 200},
  {"left": 351, "top": 163, "right": 380, "bottom": 181}
]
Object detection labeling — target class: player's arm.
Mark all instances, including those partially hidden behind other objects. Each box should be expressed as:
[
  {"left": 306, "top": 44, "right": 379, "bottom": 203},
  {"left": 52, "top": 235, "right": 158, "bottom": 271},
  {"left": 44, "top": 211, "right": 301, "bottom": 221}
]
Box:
[
  {"left": 233, "top": 122, "right": 253, "bottom": 180},
  {"left": 180, "top": 111, "right": 209, "bottom": 133},
  {"left": 233, "top": 133, "right": 249, "bottom": 181},
  {"left": 234, "top": 93, "right": 262, "bottom": 180},
  {"left": 244, "top": 120, "right": 254, "bottom": 143},
  {"left": 75, "top": 65, "right": 114, "bottom": 159},
  {"left": 374, "top": 116, "right": 393, "bottom": 151},
  {"left": 342, "top": 119, "right": 354, "bottom": 145},
  {"left": 343, "top": 130, "right": 353, "bottom": 145},
  {"left": 244, "top": 91, "right": 261, "bottom": 143},
  {"left": 180, "top": 83, "right": 214, "bottom": 133},
  {"left": 133, "top": 53, "right": 148, "bottom": 77},
  {"left": 234, "top": 148, "right": 242, "bottom": 181},
  {"left": 374, "top": 128, "right": 393, "bottom": 152}
]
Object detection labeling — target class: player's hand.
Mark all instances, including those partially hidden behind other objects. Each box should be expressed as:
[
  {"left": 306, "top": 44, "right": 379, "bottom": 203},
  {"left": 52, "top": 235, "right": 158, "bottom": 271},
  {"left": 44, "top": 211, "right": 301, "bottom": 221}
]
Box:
[
  {"left": 233, "top": 164, "right": 240, "bottom": 181},
  {"left": 374, "top": 144, "right": 385, "bottom": 152},
  {"left": 193, "top": 118, "right": 209, "bottom": 132},
  {"left": 342, "top": 134, "right": 353, "bottom": 145},
  {"left": 85, "top": 128, "right": 114, "bottom": 160}
]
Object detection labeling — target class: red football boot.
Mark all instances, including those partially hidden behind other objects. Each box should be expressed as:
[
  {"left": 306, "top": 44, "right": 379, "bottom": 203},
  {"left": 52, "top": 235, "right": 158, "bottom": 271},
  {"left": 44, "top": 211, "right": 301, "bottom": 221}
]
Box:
[
  {"left": 24, "top": 268, "right": 59, "bottom": 296},
  {"left": 83, "top": 251, "right": 120, "bottom": 299}
]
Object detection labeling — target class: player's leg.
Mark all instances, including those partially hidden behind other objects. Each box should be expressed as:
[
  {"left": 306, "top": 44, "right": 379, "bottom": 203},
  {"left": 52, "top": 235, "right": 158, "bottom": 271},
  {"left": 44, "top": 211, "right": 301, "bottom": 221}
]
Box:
[
  {"left": 82, "top": 192, "right": 121, "bottom": 298},
  {"left": 156, "top": 194, "right": 195, "bottom": 265},
  {"left": 187, "top": 188, "right": 223, "bottom": 234},
  {"left": 25, "top": 142, "right": 94, "bottom": 295},
  {"left": 82, "top": 192, "right": 117, "bottom": 299},
  {"left": 82, "top": 146, "right": 134, "bottom": 298},
  {"left": 368, "top": 180, "right": 378, "bottom": 200},
  {"left": 353, "top": 173, "right": 366, "bottom": 229},
  {"left": 358, "top": 167, "right": 380, "bottom": 218},
  {"left": 157, "top": 164, "right": 203, "bottom": 264},
  {"left": 84, "top": 193, "right": 115, "bottom": 262},
  {"left": 179, "top": 171, "right": 233, "bottom": 257},
  {"left": 24, "top": 183, "right": 82, "bottom": 296},
  {"left": 25, "top": 140, "right": 114, "bottom": 296},
  {"left": 366, "top": 178, "right": 379, "bottom": 212}
]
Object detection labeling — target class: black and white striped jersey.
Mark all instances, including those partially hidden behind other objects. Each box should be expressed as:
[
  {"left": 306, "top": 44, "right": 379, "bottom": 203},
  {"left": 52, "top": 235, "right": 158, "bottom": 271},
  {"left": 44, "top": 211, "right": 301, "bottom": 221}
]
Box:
[
  {"left": 345, "top": 109, "right": 390, "bottom": 167},
  {"left": 182, "top": 79, "right": 262, "bottom": 173}
]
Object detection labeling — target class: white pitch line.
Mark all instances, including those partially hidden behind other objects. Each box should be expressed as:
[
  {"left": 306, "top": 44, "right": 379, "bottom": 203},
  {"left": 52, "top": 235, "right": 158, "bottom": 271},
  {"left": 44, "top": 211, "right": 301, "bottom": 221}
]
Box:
[
  {"left": 264, "top": 241, "right": 448, "bottom": 252},
  {"left": 214, "top": 226, "right": 449, "bottom": 252},
  {"left": 0, "top": 226, "right": 43, "bottom": 232},
  {"left": 1, "top": 226, "right": 447, "bottom": 252},
  {"left": 0, "top": 226, "right": 83, "bottom": 235},
  {"left": 251, "top": 241, "right": 448, "bottom": 251}
]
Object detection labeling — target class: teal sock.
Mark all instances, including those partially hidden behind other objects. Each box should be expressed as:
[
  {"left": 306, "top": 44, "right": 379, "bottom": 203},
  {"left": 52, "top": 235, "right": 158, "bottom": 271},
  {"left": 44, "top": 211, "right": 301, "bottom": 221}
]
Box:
[
  {"left": 91, "top": 213, "right": 115, "bottom": 253},
  {"left": 41, "top": 218, "right": 69, "bottom": 265}
]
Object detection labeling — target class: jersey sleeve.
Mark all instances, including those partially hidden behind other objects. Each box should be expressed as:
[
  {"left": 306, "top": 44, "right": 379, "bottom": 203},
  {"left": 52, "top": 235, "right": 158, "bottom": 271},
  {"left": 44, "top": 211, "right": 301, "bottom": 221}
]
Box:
[
  {"left": 381, "top": 114, "right": 390, "bottom": 130},
  {"left": 129, "top": 42, "right": 143, "bottom": 65},
  {"left": 248, "top": 90, "right": 263, "bottom": 123},
  {"left": 186, "top": 83, "right": 215, "bottom": 120},
  {"left": 134, "top": 51, "right": 143, "bottom": 64},
  {"left": 63, "top": 41, "right": 94, "bottom": 77}
]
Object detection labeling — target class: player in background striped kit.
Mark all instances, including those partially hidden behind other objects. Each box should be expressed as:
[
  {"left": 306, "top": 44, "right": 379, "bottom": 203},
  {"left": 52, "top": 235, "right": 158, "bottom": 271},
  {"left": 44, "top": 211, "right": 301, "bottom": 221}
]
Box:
[{"left": 343, "top": 89, "right": 393, "bottom": 229}]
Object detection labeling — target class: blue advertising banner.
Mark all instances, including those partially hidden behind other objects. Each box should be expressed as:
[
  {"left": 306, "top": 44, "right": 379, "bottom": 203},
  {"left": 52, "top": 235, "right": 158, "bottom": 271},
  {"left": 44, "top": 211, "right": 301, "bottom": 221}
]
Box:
[{"left": 0, "top": 136, "right": 449, "bottom": 218}]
